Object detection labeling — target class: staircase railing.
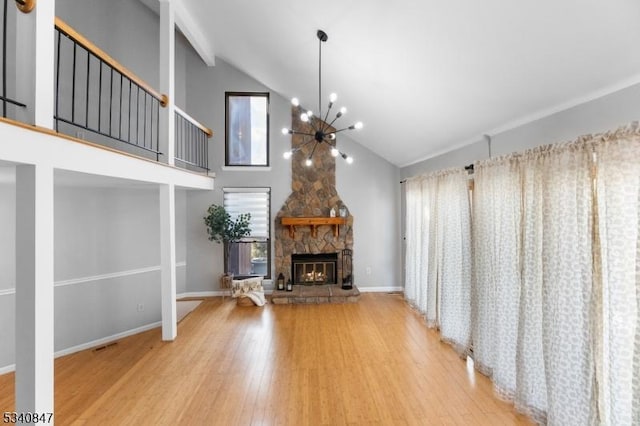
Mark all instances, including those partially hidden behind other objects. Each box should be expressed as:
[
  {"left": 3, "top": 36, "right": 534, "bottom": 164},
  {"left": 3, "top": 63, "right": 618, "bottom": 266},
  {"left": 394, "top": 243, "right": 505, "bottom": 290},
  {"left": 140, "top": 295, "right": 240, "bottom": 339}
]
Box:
[
  {"left": 54, "top": 18, "right": 168, "bottom": 160},
  {"left": 175, "top": 106, "right": 211, "bottom": 172}
]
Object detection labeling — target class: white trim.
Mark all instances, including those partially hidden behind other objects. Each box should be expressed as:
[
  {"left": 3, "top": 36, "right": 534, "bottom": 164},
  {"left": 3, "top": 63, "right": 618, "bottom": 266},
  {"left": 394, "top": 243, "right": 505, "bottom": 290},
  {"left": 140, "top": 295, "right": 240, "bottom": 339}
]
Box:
[
  {"left": 177, "top": 291, "right": 220, "bottom": 299},
  {"left": 0, "top": 262, "right": 187, "bottom": 295},
  {"left": 0, "top": 364, "right": 14, "bottom": 375},
  {"left": 358, "top": 286, "right": 404, "bottom": 293},
  {"left": 223, "top": 187, "right": 271, "bottom": 193},
  {"left": 0, "top": 321, "right": 162, "bottom": 375},
  {"left": 399, "top": 74, "right": 640, "bottom": 168},
  {"left": 54, "top": 262, "right": 186, "bottom": 288},
  {"left": 174, "top": 0, "right": 216, "bottom": 67},
  {"left": 221, "top": 166, "right": 272, "bottom": 172}
]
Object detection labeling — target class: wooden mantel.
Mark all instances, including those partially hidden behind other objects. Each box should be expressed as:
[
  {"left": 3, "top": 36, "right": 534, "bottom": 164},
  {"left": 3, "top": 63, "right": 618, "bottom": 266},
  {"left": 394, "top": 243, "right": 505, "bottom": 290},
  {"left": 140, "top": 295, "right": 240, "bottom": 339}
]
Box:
[{"left": 281, "top": 217, "right": 346, "bottom": 238}]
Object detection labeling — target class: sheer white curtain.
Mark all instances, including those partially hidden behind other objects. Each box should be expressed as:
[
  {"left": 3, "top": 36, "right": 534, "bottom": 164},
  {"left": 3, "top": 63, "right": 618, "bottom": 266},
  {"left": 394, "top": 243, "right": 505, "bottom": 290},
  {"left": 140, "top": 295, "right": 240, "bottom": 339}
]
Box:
[
  {"left": 404, "top": 169, "right": 471, "bottom": 344},
  {"left": 471, "top": 157, "right": 522, "bottom": 396},
  {"left": 536, "top": 142, "right": 596, "bottom": 425},
  {"left": 436, "top": 170, "right": 472, "bottom": 355},
  {"left": 404, "top": 178, "right": 427, "bottom": 313},
  {"left": 595, "top": 124, "right": 640, "bottom": 426}
]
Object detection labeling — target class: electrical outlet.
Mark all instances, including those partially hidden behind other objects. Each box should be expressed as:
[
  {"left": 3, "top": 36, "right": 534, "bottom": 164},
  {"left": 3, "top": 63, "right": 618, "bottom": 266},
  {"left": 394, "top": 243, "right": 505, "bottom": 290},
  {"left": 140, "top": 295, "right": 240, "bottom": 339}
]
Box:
[
  {"left": 75, "top": 130, "right": 84, "bottom": 139},
  {"left": 365, "top": 266, "right": 372, "bottom": 275},
  {"left": 136, "top": 303, "right": 144, "bottom": 312}
]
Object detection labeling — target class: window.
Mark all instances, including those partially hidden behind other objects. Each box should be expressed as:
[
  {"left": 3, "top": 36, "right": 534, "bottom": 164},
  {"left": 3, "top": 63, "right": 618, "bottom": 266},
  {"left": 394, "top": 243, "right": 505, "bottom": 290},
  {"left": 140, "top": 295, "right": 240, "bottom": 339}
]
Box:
[
  {"left": 225, "top": 92, "right": 269, "bottom": 166},
  {"left": 223, "top": 187, "right": 271, "bottom": 279}
]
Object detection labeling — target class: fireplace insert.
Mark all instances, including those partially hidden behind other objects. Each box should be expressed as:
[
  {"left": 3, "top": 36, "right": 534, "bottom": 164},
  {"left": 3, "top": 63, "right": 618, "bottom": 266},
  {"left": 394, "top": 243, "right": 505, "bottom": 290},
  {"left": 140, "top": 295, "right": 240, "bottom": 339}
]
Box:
[{"left": 291, "top": 253, "right": 338, "bottom": 285}]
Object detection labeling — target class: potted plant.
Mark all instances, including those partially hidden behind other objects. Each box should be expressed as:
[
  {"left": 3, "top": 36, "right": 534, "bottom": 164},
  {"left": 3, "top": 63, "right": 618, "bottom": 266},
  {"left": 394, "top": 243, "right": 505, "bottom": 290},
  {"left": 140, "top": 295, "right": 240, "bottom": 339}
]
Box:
[{"left": 204, "top": 204, "right": 251, "bottom": 289}]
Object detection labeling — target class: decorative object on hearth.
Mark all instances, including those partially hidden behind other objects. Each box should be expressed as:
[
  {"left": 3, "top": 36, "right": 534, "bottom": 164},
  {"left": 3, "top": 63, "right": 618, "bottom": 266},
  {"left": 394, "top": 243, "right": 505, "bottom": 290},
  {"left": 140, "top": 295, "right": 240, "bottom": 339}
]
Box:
[
  {"left": 339, "top": 205, "right": 348, "bottom": 218},
  {"left": 286, "top": 278, "right": 293, "bottom": 292},
  {"left": 330, "top": 207, "right": 336, "bottom": 217},
  {"left": 281, "top": 29, "right": 363, "bottom": 167},
  {"left": 342, "top": 249, "right": 353, "bottom": 289},
  {"left": 277, "top": 272, "right": 285, "bottom": 291}
]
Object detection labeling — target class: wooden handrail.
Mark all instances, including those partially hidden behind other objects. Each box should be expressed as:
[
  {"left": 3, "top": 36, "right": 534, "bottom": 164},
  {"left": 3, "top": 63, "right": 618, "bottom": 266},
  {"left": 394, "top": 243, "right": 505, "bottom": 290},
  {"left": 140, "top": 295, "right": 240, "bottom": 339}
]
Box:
[
  {"left": 54, "top": 17, "right": 168, "bottom": 107},
  {"left": 175, "top": 106, "right": 213, "bottom": 138},
  {"left": 15, "top": 0, "right": 36, "bottom": 14}
]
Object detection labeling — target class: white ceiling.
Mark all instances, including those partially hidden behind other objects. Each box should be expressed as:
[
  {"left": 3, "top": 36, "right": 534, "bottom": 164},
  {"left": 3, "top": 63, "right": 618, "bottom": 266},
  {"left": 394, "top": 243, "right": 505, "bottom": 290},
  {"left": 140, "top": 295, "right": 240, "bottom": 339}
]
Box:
[{"left": 167, "top": 0, "right": 640, "bottom": 167}]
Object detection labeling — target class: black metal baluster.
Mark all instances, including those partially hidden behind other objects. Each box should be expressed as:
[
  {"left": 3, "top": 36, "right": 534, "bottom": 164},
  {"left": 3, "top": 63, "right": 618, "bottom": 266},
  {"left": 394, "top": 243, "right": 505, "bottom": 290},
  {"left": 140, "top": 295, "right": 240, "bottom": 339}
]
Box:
[
  {"left": 2, "top": 0, "right": 8, "bottom": 117},
  {"left": 109, "top": 68, "right": 113, "bottom": 136},
  {"left": 118, "top": 73, "right": 123, "bottom": 139},
  {"left": 98, "top": 60, "right": 102, "bottom": 133},
  {"left": 127, "top": 79, "right": 132, "bottom": 143},
  {"left": 71, "top": 43, "right": 77, "bottom": 122},
  {"left": 84, "top": 48, "right": 90, "bottom": 129},
  {"left": 143, "top": 92, "right": 147, "bottom": 149},
  {"left": 135, "top": 86, "right": 139, "bottom": 146},
  {"left": 55, "top": 30, "right": 62, "bottom": 131}
]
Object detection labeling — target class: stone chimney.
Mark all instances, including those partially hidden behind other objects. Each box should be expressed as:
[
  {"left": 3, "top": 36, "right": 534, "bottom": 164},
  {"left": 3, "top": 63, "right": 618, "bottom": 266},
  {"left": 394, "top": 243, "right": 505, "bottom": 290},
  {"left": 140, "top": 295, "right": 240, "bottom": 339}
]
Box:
[{"left": 274, "top": 107, "right": 354, "bottom": 282}]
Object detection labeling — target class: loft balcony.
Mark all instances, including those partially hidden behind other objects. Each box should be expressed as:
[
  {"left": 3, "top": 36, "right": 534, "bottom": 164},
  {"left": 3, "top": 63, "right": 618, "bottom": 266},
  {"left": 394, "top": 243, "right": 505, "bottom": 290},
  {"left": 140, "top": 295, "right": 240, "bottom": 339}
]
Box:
[{"left": 1, "top": 1, "right": 212, "bottom": 177}]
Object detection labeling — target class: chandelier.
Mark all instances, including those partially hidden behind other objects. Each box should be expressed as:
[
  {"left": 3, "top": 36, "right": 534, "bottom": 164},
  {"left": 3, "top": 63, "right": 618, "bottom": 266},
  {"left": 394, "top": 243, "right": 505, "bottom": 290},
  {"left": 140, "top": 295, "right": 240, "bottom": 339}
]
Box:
[{"left": 282, "top": 30, "right": 362, "bottom": 166}]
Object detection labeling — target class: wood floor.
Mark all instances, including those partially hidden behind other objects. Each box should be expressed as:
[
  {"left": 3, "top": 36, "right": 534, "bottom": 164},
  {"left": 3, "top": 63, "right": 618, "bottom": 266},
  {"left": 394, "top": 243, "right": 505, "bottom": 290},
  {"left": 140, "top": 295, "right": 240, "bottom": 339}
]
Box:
[{"left": 0, "top": 294, "right": 534, "bottom": 425}]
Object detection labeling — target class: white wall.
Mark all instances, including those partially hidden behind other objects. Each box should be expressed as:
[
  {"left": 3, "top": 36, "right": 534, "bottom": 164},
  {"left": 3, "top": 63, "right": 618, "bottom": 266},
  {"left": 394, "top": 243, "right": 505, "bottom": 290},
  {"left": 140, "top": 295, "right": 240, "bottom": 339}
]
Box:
[{"left": 184, "top": 50, "right": 402, "bottom": 292}]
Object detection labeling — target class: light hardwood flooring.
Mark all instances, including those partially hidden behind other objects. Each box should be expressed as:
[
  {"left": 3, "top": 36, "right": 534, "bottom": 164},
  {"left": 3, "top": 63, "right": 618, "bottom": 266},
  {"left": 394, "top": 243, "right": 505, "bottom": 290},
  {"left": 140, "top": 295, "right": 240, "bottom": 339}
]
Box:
[{"left": 0, "top": 294, "right": 534, "bottom": 425}]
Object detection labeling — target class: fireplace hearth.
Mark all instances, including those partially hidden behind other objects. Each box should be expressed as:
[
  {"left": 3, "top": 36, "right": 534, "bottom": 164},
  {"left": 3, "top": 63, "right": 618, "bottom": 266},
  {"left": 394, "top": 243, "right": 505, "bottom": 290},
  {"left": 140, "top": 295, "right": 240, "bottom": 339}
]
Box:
[{"left": 291, "top": 253, "right": 338, "bottom": 285}]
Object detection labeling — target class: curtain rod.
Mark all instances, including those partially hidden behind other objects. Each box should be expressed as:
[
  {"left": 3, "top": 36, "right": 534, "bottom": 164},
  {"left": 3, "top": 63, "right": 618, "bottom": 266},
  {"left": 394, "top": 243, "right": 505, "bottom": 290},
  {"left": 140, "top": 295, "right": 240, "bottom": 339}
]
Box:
[{"left": 400, "top": 163, "right": 474, "bottom": 184}]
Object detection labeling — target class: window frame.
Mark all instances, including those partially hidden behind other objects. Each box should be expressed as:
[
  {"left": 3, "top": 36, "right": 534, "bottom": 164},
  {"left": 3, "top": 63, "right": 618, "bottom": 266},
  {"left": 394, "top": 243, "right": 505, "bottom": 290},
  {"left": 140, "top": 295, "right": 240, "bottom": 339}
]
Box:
[
  {"left": 224, "top": 92, "right": 270, "bottom": 167},
  {"left": 222, "top": 187, "right": 271, "bottom": 279}
]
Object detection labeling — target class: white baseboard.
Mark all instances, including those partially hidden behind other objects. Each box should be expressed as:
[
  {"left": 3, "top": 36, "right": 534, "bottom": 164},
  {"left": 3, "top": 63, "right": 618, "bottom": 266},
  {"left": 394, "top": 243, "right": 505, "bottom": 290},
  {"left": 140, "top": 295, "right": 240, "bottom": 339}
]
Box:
[
  {"left": 177, "top": 291, "right": 221, "bottom": 299},
  {"left": 0, "top": 364, "right": 14, "bottom": 375},
  {"left": 358, "top": 286, "right": 404, "bottom": 293},
  {"left": 0, "top": 321, "right": 162, "bottom": 375}
]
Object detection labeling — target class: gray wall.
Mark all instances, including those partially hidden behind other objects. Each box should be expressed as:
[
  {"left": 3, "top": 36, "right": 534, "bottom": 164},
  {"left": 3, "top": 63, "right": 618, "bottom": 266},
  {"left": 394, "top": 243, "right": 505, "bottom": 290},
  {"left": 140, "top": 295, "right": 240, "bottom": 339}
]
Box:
[
  {"left": 183, "top": 49, "right": 402, "bottom": 292},
  {"left": 0, "top": 177, "right": 187, "bottom": 369},
  {"left": 401, "top": 83, "right": 640, "bottom": 178}
]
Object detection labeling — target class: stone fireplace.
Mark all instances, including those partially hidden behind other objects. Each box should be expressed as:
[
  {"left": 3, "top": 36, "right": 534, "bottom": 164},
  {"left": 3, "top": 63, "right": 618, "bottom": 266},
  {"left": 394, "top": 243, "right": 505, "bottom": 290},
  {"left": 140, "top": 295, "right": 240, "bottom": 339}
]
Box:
[{"left": 274, "top": 106, "right": 354, "bottom": 288}]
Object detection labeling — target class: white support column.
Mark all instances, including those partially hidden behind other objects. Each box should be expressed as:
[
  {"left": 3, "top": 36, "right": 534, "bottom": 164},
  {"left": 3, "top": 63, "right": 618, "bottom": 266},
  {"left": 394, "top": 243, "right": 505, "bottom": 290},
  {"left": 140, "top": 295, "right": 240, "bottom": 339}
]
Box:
[
  {"left": 16, "top": 0, "right": 56, "bottom": 128},
  {"left": 160, "top": 183, "right": 177, "bottom": 340},
  {"left": 15, "top": 164, "right": 55, "bottom": 418},
  {"left": 159, "top": 0, "right": 176, "bottom": 166}
]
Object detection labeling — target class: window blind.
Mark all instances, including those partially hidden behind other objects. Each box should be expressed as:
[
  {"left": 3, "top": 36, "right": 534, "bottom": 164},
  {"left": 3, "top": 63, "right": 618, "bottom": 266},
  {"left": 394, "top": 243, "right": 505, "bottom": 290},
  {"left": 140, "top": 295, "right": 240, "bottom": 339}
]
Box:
[{"left": 223, "top": 188, "right": 270, "bottom": 240}]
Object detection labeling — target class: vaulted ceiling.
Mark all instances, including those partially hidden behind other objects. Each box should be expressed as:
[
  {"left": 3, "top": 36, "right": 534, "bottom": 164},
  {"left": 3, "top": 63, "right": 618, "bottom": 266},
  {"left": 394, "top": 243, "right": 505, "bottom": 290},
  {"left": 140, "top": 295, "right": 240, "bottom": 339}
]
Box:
[{"left": 146, "top": 0, "right": 640, "bottom": 167}]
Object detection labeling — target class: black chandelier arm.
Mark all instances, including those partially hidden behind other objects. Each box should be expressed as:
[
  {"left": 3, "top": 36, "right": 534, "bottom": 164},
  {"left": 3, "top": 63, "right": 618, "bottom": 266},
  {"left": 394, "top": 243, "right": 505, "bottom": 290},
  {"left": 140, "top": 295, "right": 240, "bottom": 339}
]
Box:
[
  {"left": 321, "top": 102, "right": 334, "bottom": 131},
  {"left": 332, "top": 126, "right": 355, "bottom": 135},
  {"left": 289, "top": 129, "right": 317, "bottom": 138},
  {"left": 308, "top": 140, "right": 320, "bottom": 159}
]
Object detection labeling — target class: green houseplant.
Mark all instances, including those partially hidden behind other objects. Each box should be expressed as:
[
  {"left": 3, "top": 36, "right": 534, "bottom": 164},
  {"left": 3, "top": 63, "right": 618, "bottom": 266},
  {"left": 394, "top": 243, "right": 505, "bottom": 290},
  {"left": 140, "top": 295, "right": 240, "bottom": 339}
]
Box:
[{"left": 204, "top": 204, "right": 251, "bottom": 283}]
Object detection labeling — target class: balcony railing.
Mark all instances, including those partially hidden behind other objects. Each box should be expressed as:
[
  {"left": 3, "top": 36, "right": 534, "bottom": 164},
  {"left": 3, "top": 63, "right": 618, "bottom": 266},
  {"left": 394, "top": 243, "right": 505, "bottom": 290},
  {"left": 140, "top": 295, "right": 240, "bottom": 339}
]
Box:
[
  {"left": 54, "top": 18, "right": 167, "bottom": 161},
  {"left": 175, "top": 106, "right": 211, "bottom": 172},
  {"left": 2, "top": 8, "right": 211, "bottom": 172}
]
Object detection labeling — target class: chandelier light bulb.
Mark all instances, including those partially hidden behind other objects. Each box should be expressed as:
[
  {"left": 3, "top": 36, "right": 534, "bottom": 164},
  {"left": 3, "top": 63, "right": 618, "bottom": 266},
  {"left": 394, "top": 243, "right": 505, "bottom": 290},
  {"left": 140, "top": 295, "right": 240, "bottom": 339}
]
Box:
[
  {"left": 354, "top": 121, "right": 363, "bottom": 130},
  {"left": 330, "top": 93, "right": 338, "bottom": 102},
  {"left": 307, "top": 110, "right": 313, "bottom": 117},
  {"left": 300, "top": 113, "right": 309, "bottom": 122},
  {"left": 281, "top": 127, "right": 290, "bottom": 135},
  {"left": 328, "top": 133, "right": 336, "bottom": 140},
  {"left": 331, "top": 148, "right": 339, "bottom": 157},
  {"left": 346, "top": 156, "right": 354, "bottom": 164},
  {"left": 340, "top": 107, "right": 347, "bottom": 114},
  {"left": 305, "top": 158, "right": 313, "bottom": 167},
  {"left": 283, "top": 151, "right": 292, "bottom": 160},
  {"left": 291, "top": 97, "right": 300, "bottom": 106}
]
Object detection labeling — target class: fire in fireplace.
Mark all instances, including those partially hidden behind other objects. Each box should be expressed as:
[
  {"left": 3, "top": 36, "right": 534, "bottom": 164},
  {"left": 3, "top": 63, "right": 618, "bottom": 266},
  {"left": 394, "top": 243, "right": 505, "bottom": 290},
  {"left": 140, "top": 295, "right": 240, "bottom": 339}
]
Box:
[{"left": 291, "top": 253, "right": 338, "bottom": 285}]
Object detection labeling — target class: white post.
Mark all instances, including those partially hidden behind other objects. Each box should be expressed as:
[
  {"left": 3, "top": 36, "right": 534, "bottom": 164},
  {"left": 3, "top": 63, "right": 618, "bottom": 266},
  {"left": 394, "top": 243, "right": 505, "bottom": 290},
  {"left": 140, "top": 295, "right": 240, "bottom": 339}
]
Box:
[
  {"left": 16, "top": 0, "right": 55, "bottom": 128},
  {"left": 160, "top": 183, "right": 177, "bottom": 340},
  {"left": 159, "top": 0, "right": 175, "bottom": 165},
  {"left": 15, "top": 164, "right": 55, "bottom": 419}
]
